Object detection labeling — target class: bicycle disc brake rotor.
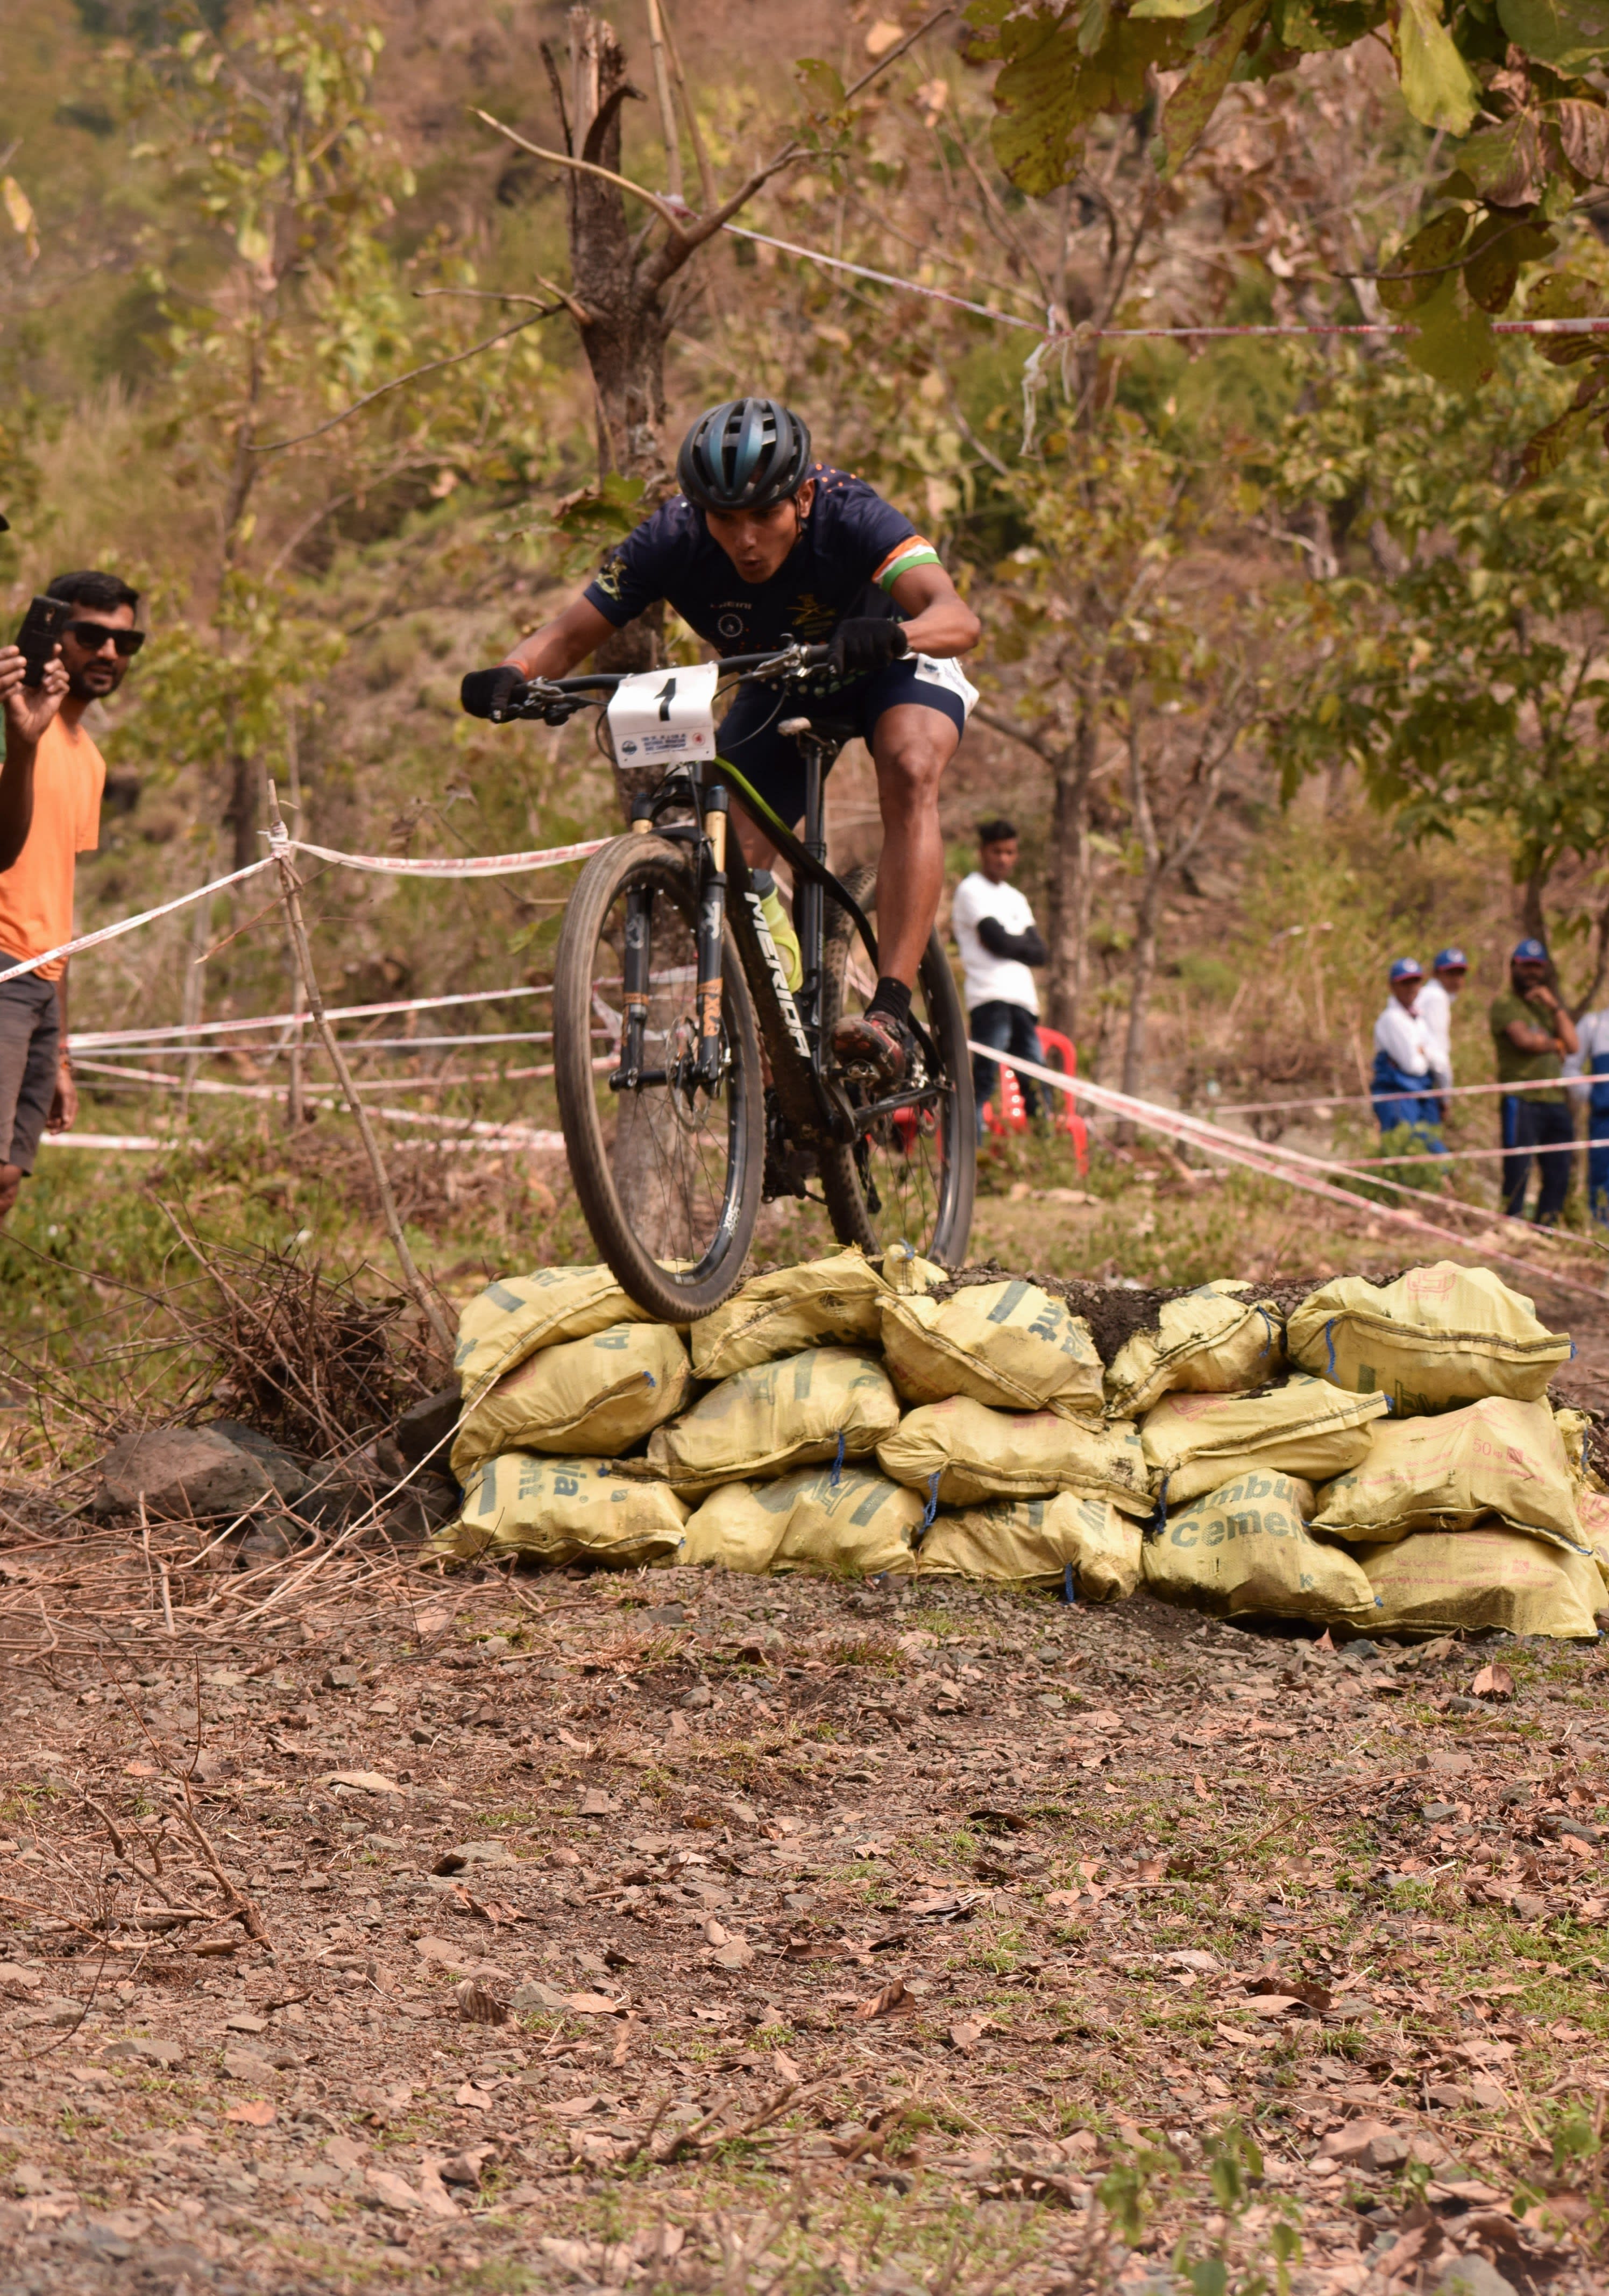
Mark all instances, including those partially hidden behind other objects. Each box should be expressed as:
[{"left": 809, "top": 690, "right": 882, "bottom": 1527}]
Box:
[{"left": 667, "top": 1015, "right": 721, "bottom": 1133}]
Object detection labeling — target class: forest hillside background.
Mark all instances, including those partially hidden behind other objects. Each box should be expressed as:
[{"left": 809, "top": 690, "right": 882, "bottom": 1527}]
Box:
[{"left": 3, "top": 0, "right": 1609, "bottom": 1399}]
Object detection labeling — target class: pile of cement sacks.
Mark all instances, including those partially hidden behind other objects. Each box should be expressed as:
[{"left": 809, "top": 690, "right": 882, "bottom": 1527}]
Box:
[{"left": 434, "top": 1253, "right": 1608, "bottom": 1640}]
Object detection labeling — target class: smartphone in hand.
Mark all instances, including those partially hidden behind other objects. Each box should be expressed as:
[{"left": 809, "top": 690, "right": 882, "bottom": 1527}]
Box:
[{"left": 15, "top": 595, "right": 72, "bottom": 689}]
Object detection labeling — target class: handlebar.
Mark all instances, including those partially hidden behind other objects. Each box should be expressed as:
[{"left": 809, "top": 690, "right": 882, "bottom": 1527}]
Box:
[{"left": 495, "top": 641, "right": 834, "bottom": 724}]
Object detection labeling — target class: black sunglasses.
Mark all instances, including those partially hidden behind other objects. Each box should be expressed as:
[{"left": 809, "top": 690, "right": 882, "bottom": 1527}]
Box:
[{"left": 64, "top": 620, "right": 145, "bottom": 657}]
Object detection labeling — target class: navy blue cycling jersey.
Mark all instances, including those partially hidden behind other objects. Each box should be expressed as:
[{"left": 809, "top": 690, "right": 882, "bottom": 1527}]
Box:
[{"left": 582, "top": 463, "right": 940, "bottom": 656}]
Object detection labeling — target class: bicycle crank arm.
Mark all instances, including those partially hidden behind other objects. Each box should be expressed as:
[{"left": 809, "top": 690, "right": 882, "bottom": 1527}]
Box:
[{"left": 850, "top": 1083, "right": 945, "bottom": 1128}]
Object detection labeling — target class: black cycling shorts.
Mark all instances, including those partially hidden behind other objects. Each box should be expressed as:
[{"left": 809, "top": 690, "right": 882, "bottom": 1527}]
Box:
[{"left": 715, "top": 654, "right": 972, "bottom": 832}]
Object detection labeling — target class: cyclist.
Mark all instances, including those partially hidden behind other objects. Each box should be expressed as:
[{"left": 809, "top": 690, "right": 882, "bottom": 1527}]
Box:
[{"left": 462, "top": 397, "right": 981, "bottom": 1091}]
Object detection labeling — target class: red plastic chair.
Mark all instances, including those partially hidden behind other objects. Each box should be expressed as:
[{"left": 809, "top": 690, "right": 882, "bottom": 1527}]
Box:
[{"left": 982, "top": 1027, "right": 1089, "bottom": 1176}]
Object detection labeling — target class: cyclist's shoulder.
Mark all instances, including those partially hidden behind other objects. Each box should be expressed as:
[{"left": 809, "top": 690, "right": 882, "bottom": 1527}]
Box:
[
  {"left": 808, "top": 461, "right": 908, "bottom": 516},
  {"left": 613, "top": 491, "right": 708, "bottom": 554}
]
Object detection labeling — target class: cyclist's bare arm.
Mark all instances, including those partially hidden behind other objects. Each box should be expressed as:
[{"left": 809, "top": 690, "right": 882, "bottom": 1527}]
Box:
[
  {"left": 886, "top": 564, "right": 979, "bottom": 660},
  {"left": 502, "top": 595, "right": 619, "bottom": 682}
]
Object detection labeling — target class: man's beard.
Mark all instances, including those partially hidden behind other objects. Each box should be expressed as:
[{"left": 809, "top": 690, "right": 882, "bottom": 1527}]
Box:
[{"left": 67, "top": 663, "right": 121, "bottom": 702}]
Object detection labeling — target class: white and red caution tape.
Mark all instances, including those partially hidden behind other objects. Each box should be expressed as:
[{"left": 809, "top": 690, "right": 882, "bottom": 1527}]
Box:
[
  {"left": 728, "top": 222, "right": 1609, "bottom": 349},
  {"left": 282, "top": 833, "right": 606, "bottom": 879},
  {"left": 1, "top": 828, "right": 610, "bottom": 989},
  {"left": 72, "top": 982, "right": 556, "bottom": 1052},
  {"left": 977, "top": 1041, "right": 1606, "bottom": 1304},
  {"left": 0, "top": 857, "right": 277, "bottom": 988}
]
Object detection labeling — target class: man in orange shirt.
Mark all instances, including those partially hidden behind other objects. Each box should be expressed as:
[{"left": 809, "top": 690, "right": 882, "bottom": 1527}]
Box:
[{"left": 0, "top": 570, "right": 143, "bottom": 1223}]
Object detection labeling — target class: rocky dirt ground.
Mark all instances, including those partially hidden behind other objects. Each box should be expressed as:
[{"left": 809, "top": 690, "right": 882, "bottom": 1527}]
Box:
[{"left": 2, "top": 1555, "right": 1607, "bottom": 2296}]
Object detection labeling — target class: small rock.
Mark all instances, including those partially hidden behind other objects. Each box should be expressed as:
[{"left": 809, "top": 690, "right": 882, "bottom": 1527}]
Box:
[
  {"left": 323, "top": 1665, "right": 362, "bottom": 1691},
  {"left": 394, "top": 1385, "right": 462, "bottom": 1467},
  {"left": 101, "top": 2035, "right": 182, "bottom": 2068},
  {"left": 712, "top": 1941, "right": 754, "bottom": 1970},
  {"left": 1436, "top": 2258, "right": 1517, "bottom": 2296},
  {"left": 222, "top": 2048, "right": 273, "bottom": 2080},
  {"left": 225, "top": 2011, "right": 268, "bottom": 2033},
  {"left": 437, "top": 2149, "right": 488, "bottom": 2188},
  {"left": 681, "top": 1682, "right": 713, "bottom": 1711},
  {"left": 93, "top": 1427, "right": 274, "bottom": 1521},
  {"left": 203, "top": 1421, "right": 309, "bottom": 1502},
  {"left": 237, "top": 1518, "right": 299, "bottom": 1564},
  {"left": 386, "top": 1475, "right": 459, "bottom": 1540},
  {"left": 11, "top": 2164, "right": 47, "bottom": 2195},
  {"left": 512, "top": 1979, "right": 574, "bottom": 2014},
  {"left": 579, "top": 1790, "right": 615, "bottom": 1817}
]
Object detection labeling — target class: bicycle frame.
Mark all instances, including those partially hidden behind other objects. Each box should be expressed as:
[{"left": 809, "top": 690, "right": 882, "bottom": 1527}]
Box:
[
  {"left": 625, "top": 741, "right": 943, "bottom": 1159},
  {"left": 509, "top": 648, "right": 948, "bottom": 1159}
]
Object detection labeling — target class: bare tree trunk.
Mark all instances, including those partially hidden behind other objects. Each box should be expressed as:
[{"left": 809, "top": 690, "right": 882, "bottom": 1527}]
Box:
[
  {"left": 1521, "top": 864, "right": 1548, "bottom": 944},
  {"left": 1044, "top": 682, "right": 1097, "bottom": 1043},
  {"left": 1121, "top": 721, "right": 1163, "bottom": 1122}
]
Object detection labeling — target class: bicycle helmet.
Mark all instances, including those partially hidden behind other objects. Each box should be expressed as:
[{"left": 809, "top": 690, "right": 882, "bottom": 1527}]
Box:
[{"left": 676, "top": 398, "right": 813, "bottom": 513}]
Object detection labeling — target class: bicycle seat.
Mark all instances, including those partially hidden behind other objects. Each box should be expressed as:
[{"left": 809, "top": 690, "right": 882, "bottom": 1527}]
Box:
[{"left": 789, "top": 717, "right": 857, "bottom": 747}]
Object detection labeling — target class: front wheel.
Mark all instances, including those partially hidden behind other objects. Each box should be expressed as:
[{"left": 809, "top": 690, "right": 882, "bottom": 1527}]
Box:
[
  {"left": 818, "top": 864, "right": 975, "bottom": 1264},
  {"left": 552, "top": 836, "right": 763, "bottom": 1320}
]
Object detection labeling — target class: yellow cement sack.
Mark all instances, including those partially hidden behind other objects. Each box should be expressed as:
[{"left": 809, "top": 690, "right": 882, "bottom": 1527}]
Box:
[
  {"left": 451, "top": 1322, "right": 692, "bottom": 1479},
  {"left": 443, "top": 1453, "right": 686, "bottom": 1569},
  {"left": 1312, "top": 1396, "right": 1584, "bottom": 1551},
  {"left": 876, "top": 1395, "right": 1150, "bottom": 1514},
  {"left": 455, "top": 1265, "right": 651, "bottom": 1390},
  {"left": 646, "top": 1347, "right": 901, "bottom": 1497},
  {"left": 675, "top": 1483, "right": 788, "bottom": 1573},
  {"left": 918, "top": 1492, "right": 1140, "bottom": 1596},
  {"left": 1554, "top": 1407, "right": 1597, "bottom": 1495},
  {"left": 1140, "top": 1375, "right": 1388, "bottom": 1506},
  {"left": 1104, "top": 1281, "right": 1284, "bottom": 1419},
  {"left": 1286, "top": 1262, "right": 1571, "bottom": 1414},
  {"left": 769, "top": 1466, "right": 924, "bottom": 1577},
  {"left": 1577, "top": 1490, "right": 1609, "bottom": 1575},
  {"left": 690, "top": 1249, "right": 888, "bottom": 1379},
  {"left": 1363, "top": 1528, "right": 1606, "bottom": 1640},
  {"left": 878, "top": 1278, "right": 1104, "bottom": 1418},
  {"left": 677, "top": 1467, "right": 921, "bottom": 1577},
  {"left": 1143, "top": 1471, "right": 1376, "bottom": 1625}
]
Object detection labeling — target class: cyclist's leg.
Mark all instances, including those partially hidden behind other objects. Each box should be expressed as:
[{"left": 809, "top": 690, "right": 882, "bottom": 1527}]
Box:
[
  {"left": 715, "top": 685, "right": 808, "bottom": 868},
  {"left": 862, "top": 670, "right": 966, "bottom": 988}
]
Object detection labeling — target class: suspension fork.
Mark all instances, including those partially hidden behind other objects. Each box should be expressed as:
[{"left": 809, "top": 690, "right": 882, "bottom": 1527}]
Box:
[
  {"left": 616, "top": 876, "right": 653, "bottom": 1089},
  {"left": 694, "top": 783, "right": 729, "bottom": 1091}
]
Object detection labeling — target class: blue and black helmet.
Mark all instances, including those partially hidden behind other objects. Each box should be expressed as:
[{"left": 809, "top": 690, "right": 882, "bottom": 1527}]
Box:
[{"left": 676, "top": 398, "right": 812, "bottom": 513}]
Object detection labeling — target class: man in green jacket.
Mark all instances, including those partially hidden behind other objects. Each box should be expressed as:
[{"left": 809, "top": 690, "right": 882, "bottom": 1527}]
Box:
[{"left": 1490, "top": 937, "right": 1578, "bottom": 1224}]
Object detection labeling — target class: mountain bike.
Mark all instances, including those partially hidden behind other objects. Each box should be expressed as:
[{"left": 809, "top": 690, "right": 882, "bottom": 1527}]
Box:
[{"left": 492, "top": 644, "right": 975, "bottom": 1320}]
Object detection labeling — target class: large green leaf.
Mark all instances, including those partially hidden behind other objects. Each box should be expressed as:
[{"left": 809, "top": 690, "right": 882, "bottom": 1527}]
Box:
[
  {"left": 1550, "top": 97, "right": 1609, "bottom": 183},
  {"left": 1497, "top": 0, "right": 1609, "bottom": 70},
  {"left": 1464, "top": 214, "right": 1556, "bottom": 310},
  {"left": 1455, "top": 111, "right": 1546, "bottom": 205},
  {"left": 1160, "top": 1, "right": 1265, "bottom": 170},
  {"left": 991, "top": 8, "right": 1200, "bottom": 191},
  {"left": 1404, "top": 273, "right": 1497, "bottom": 388},
  {"left": 1268, "top": 0, "right": 1386, "bottom": 46},
  {"left": 1395, "top": 0, "right": 1482, "bottom": 135},
  {"left": 1377, "top": 207, "right": 1469, "bottom": 312}
]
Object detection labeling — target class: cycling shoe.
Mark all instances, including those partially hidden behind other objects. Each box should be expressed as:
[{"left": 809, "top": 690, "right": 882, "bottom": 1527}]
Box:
[{"left": 831, "top": 1008, "right": 916, "bottom": 1097}]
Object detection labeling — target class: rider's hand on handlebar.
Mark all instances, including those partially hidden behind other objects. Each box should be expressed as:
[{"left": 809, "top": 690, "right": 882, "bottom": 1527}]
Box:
[
  {"left": 828, "top": 618, "right": 909, "bottom": 679},
  {"left": 461, "top": 664, "right": 525, "bottom": 720}
]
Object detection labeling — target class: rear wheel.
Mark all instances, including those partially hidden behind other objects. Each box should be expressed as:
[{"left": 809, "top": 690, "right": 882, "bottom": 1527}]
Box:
[
  {"left": 818, "top": 864, "right": 975, "bottom": 1264},
  {"left": 552, "top": 836, "right": 762, "bottom": 1320}
]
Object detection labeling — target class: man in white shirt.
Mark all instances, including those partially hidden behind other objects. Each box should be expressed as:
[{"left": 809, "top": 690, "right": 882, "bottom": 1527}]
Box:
[
  {"left": 1371, "top": 957, "right": 1445, "bottom": 1154},
  {"left": 950, "top": 818, "right": 1047, "bottom": 1132},
  {"left": 1414, "top": 944, "right": 1466, "bottom": 1114},
  {"left": 1564, "top": 1005, "right": 1609, "bottom": 1223}
]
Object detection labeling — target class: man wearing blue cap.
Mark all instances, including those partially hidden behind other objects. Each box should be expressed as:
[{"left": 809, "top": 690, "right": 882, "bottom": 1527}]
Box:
[
  {"left": 1491, "top": 939, "right": 1577, "bottom": 1223},
  {"left": 1415, "top": 947, "right": 1466, "bottom": 1118},
  {"left": 1371, "top": 958, "right": 1445, "bottom": 1152}
]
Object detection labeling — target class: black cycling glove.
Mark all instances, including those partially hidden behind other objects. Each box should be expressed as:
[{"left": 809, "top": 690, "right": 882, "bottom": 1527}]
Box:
[
  {"left": 461, "top": 664, "right": 524, "bottom": 720},
  {"left": 829, "top": 618, "right": 909, "bottom": 679}
]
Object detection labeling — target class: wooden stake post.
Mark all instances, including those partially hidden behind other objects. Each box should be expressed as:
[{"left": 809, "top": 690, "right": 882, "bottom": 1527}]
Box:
[{"left": 265, "top": 780, "right": 455, "bottom": 1358}]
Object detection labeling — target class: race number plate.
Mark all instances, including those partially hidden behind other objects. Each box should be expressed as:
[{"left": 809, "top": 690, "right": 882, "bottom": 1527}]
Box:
[{"left": 606, "top": 662, "right": 720, "bottom": 771}]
